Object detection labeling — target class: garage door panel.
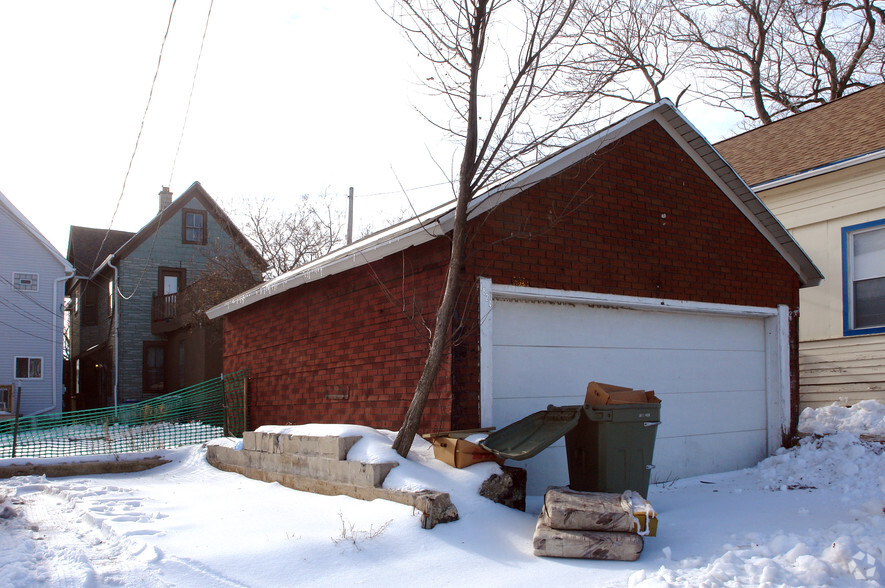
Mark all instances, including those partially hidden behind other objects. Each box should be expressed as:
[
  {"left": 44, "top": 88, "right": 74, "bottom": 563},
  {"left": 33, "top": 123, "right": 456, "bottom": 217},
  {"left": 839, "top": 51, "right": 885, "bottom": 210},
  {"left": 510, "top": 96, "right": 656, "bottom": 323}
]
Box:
[
  {"left": 487, "top": 294, "right": 775, "bottom": 494},
  {"left": 659, "top": 390, "right": 766, "bottom": 438},
  {"left": 493, "top": 346, "right": 766, "bottom": 397},
  {"left": 490, "top": 397, "right": 582, "bottom": 428},
  {"left": 493, "top": 301, "right": 765, "bottom": 351},
  {"left": 651, "top": 430, "right": 768, "bottom": 483}
]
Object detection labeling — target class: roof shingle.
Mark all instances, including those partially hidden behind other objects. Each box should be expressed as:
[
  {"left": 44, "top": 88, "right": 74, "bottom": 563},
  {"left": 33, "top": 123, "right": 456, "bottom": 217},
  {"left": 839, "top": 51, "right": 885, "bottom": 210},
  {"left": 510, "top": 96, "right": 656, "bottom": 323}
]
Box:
[{"left": 714, "top": 84, "right": 885, "bottom": 186}]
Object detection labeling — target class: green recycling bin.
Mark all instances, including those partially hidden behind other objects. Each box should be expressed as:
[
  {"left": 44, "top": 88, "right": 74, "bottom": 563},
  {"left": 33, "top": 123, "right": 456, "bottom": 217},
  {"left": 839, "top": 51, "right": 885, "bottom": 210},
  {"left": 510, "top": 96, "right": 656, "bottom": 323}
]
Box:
[{"left": 565, "top": 403, "right": 660, "bottom": 497}]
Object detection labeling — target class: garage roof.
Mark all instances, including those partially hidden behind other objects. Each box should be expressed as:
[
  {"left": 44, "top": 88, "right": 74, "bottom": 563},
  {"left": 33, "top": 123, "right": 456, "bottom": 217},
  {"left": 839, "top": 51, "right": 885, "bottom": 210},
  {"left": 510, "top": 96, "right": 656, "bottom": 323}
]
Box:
[{"left": 207, "top": 100, "right": 822, "bottom": 320}]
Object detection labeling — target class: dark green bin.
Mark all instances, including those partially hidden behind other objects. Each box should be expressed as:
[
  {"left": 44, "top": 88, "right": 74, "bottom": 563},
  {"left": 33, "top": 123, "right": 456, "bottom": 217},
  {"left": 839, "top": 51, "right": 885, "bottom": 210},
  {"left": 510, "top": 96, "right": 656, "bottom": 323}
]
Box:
[{"left": 565, "top": 403, "right": 660, "bottom": 497}]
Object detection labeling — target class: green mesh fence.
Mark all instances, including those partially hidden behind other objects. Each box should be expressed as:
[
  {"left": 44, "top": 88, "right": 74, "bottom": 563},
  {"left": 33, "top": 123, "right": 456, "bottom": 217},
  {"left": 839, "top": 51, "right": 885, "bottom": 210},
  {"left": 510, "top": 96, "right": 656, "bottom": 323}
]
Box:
[{"left": 0, "top": 371, "right": 247, "bottom": 459}]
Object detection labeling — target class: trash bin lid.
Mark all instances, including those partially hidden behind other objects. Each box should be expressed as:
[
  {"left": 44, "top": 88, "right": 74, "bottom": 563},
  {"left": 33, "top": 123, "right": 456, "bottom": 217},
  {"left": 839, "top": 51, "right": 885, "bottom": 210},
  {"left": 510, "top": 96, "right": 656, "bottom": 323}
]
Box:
[{"left": 479, "top": 405, "right": 581, "bottom": 461}]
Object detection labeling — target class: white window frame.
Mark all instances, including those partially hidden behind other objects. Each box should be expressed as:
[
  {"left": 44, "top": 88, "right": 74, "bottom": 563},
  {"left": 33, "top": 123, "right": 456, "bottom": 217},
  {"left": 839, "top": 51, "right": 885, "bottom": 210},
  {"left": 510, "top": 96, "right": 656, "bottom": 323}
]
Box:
[
  {"left": 14, "top": 356, "right": 43, "bottom": 380},
  {"left": 12, "top": 272, "right": 39, "bottom": 292},
  {"left": 842, "top": 219, "right": 885, "bottom": 335}
]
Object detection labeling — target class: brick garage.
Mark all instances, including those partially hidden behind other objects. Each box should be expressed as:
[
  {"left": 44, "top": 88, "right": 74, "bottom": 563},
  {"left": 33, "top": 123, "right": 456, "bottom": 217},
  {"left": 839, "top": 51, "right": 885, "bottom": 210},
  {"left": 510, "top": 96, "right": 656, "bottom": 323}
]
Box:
[{"left": 209, "top": 102, "right": 821, "bottom": 452}]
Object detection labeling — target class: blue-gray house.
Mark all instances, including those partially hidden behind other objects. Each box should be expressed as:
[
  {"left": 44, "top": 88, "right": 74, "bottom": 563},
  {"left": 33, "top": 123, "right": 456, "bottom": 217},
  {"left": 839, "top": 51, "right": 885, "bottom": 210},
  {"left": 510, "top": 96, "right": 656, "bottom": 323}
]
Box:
[
  {"left": 66, "top": 182, "right": 265, "bottom": 409},
  {"left": 0, "top": 189, "right": 74, "bottom": 417}
]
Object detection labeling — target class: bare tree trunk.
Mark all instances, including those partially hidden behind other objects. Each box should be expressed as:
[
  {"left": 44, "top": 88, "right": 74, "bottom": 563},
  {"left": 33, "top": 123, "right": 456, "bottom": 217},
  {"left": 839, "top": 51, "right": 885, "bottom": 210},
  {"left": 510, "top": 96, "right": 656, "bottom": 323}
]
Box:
[{"left": 392, "top": 0, "right": 486, "bottom": 457}]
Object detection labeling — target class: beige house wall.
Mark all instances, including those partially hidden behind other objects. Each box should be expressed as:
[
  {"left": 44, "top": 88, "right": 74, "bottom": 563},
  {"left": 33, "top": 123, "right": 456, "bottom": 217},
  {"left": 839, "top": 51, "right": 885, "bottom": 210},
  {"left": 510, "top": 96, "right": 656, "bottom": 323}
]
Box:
[{"left": 757, "top": 158, "right": 885, "bottom": 408}]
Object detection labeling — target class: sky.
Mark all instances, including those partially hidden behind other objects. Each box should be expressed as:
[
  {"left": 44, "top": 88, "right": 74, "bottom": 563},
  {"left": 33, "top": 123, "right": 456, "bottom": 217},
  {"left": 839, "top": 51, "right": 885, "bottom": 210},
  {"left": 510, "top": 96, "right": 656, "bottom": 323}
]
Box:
[
  {"left": 0, "top": 0, "right": 742, "bottom": 257},
  {"left": 1, "top": 400, "right": 883, "bottom": 585}
]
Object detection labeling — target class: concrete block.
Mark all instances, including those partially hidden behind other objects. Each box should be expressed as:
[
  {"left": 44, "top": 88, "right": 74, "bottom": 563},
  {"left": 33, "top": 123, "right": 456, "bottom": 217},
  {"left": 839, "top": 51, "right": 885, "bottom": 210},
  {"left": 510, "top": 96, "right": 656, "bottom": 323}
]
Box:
[
  {"left": 242, "top": 431, "right": 260, "bottom": 451},
  {"left": 277, "top": 435, "right": 360, "bottom": 459},
  {"left": 243, "top": 431, "right": 279, "bottom": 453}
]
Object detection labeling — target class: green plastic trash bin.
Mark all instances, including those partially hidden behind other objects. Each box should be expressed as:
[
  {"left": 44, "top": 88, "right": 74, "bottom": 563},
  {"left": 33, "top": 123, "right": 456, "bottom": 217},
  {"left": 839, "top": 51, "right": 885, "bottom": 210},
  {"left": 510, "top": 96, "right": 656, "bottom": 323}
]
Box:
[{"left": 565, "top": 403, "right": 660, "bottom": 497}]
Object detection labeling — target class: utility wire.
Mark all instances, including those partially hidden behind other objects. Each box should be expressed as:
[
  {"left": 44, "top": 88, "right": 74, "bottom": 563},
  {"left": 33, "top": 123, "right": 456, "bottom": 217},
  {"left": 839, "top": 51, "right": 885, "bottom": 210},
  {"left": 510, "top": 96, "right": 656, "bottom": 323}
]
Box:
[
  {"left": 168, "top": 0, "right": 214, "bottom": 187},
  {"left": 90, "top": 0, "right": 179, "bottom": 273},
  {"left": 0, "top": 318, "right": 55, "bottom": 344},
  {"left": 0, "top": 274, "right": 65, "bottom": 320},
  {"left": 121, "top": 0, "right": 215, "bottom": 301},
  {"left": 0, "top": 296, "right": 57, "bottom": 330},
  {"left": 356, "top": 180, "right": 454, "bottom": 198}
]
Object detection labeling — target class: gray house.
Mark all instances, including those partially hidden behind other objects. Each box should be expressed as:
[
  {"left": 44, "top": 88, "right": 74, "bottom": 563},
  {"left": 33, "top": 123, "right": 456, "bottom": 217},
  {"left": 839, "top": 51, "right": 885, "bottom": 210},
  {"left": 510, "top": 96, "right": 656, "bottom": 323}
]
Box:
[
  {"left": 66, "top": 182, "right": 265, "bottom": 409},
  {"left": 0, "top": 189, "right": 74, "bottom": 417}
]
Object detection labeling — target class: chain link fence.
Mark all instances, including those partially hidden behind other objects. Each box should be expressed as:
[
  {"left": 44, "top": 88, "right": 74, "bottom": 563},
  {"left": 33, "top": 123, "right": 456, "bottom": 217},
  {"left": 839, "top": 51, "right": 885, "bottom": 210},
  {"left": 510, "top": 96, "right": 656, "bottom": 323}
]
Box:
[{"left": 0, "top": 371, "right": 247, "bottom": 459}]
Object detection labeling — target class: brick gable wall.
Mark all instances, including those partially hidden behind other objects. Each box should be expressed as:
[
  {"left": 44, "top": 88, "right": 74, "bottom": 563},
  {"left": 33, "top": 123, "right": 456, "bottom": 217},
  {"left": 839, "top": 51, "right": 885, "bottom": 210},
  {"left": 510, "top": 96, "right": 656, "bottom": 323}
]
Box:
[
  {"left": 223, "top": 239, "right": 454, "bottom": 430},
  {"left": 223, "top": 120, "right": 802, "bottom": 433},
  {"left": 450, "top": 120, "right": 800, "bottom": 429}
]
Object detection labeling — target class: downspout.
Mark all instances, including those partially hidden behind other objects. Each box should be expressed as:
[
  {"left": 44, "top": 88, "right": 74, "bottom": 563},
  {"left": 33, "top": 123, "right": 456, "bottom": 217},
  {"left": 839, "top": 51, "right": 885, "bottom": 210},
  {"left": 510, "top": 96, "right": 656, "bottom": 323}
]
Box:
[
  {"left": 108, "top": 257, "right": 120, "bottom": 408},
  {"left": 30, "top": 270, "right": 75, "bottom": 416}
]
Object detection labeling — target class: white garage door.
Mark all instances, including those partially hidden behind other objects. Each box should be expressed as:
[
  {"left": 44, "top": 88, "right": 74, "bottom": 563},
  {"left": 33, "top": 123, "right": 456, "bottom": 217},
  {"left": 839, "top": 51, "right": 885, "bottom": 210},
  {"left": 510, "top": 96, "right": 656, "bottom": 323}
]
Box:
[{"left": 479, "top": 280, "right": 789, "bottom": 495}]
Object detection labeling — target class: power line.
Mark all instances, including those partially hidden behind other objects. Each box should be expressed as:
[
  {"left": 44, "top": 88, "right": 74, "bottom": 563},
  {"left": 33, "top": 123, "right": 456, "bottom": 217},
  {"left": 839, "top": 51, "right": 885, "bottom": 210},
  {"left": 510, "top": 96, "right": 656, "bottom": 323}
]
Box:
[
  {"left": 0, "top": 295, "right": 57, "bottom": 330},
  {"left": 168, "top": 0, "right": 214, "bottom": 187},
  {"left": 355, "top": 180, "right": 454, "bottom": 198},
  {"left": 0, "top": 318, "right": 55, "bottom": 344},
  {"left": 90, "top": 0, "right": 179, "bottom": 273},
  {"left": 0, "top": 274, "right": 65, "bottom": 320}
]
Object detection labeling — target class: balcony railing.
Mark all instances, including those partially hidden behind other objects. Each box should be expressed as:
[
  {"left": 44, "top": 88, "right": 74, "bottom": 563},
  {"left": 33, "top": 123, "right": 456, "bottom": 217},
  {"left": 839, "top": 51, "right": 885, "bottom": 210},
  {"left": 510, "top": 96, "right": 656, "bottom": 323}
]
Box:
[{"left": 152, "top": 292, "right": 178, "bottom": 322}]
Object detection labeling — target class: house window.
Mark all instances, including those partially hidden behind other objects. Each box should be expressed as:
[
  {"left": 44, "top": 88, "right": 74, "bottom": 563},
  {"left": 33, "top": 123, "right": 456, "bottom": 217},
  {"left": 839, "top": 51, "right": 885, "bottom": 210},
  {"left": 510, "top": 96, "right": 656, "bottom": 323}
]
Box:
[
  {"left": 182, "top": 209, "right": 207, "bottom": 245},
  {"left": 143, "top": 342, "right": 165, "bottom": 394},
  {"left": 82, "top": 283, "right": 98, "bottom": 326},
  {"left": 13, "top": 272, "right": 38, "bottom": 292},
  {"left": 843, "top": 219, "right": 885, "bottom": 335},
  {"left": 14, "top": 357, "right": 43, "bottom": 379}
]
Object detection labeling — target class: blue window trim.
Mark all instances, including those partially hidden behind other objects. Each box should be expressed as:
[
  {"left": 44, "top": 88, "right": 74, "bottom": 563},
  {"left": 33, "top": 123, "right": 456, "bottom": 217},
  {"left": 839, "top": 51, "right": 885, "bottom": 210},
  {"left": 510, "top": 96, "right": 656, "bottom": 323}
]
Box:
[{"left": 842, "top": 218, "right": 885, "bottom": 336}]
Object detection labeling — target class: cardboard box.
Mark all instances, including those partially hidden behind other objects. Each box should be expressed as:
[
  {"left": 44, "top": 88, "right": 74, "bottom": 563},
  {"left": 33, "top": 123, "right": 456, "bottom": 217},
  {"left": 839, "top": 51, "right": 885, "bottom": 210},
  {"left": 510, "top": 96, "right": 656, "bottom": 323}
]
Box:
[
  {"left": 585, "top": 382, "right": 661, "bottom": 406},
  {"left": 430, "top": 436, "right": 503, "bottom": 469},
  {"left": 632, "top": 512, "right": 658, "bottom": 537}
]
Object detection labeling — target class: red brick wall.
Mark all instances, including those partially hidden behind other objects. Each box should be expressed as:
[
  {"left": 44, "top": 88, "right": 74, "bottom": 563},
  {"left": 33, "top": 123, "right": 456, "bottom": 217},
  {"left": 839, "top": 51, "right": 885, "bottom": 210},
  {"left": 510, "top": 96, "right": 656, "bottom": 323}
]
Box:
[
  {"left": 223, "top": 240, "right": 454, "bottom": 431},
  {"left": 450, "top": 120, "right": 801, "bottom": 428},
  {"left": 223, "top": 120, "right": 802, "bottom": 433}
]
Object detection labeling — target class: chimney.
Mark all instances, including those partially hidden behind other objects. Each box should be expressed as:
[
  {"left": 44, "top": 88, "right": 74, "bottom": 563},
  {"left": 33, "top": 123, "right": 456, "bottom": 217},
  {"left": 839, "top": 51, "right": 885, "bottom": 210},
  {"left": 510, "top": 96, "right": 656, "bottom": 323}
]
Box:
[{"left": 159, "top": 186, "right": 173, "bottom": 213}]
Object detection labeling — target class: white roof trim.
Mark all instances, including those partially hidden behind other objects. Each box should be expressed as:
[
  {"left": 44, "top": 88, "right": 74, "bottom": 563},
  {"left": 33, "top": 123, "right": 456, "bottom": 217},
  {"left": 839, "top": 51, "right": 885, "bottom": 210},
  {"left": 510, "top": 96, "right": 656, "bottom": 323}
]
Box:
[
  {"left": 207, "top": 100, "right": 822, "bottom": 320},
  {"left": 752, "top": 147, "right": 885, "bottom": 192},
  {"left": 0, "top": 189, "right": 74, "bottom": 274}
]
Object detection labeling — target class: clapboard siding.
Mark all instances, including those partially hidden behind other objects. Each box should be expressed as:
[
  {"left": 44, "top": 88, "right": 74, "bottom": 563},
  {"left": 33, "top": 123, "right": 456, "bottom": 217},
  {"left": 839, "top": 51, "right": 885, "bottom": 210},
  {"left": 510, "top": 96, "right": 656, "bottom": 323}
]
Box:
[
  {"left": 799, "top": 336, "right": 885, "bottom": 408},
  {"left": 755, "top": 156, "right": 885, "bottom": 409},
  {"left": 0, "top": 193, "right": 72, "bottom": 415},
  {"left": 762, "top": 159, "right": 885, "bottom": 229}
]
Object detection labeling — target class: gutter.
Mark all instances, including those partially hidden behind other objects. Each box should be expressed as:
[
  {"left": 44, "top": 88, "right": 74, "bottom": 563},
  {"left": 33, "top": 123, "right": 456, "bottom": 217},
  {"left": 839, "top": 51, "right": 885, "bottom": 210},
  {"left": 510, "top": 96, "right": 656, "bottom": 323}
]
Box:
[
  {"left": 30, "top": 268, "right": 75, "bottom": 416},
  {"left": 108, "top": 257, "right": 120, "bottom": 408},
  {"left": 752, "top": 147, "right": 885, "bottom": 192}
]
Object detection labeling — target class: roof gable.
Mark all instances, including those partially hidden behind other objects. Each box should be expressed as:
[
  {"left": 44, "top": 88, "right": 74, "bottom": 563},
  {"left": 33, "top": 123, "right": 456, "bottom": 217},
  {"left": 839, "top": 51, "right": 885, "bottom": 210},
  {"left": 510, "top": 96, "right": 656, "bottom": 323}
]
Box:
[
  {"left": 67, "top": 226, "right": 135, "bottom": 277},
  {"left": 714, "top": 84, "right": 885, "bottom": 187},
  {"left": 0, "top": 189, "right": 73, "bottom": 274},
  {"left": 112, "top": 182, "right": 266, "bottom": 270},
  {"left": 208, "top": 100, "right": 822, "bottom": 320}
]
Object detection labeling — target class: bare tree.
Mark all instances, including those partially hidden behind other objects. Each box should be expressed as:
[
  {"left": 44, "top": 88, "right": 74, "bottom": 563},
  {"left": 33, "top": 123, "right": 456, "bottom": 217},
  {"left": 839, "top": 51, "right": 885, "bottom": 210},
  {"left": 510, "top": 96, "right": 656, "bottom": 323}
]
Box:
[
  {"left": 228, "top": 194, "right": 345, "bottom": 278},
  {"left": 385, "top": 0, "right": 586, "bottom": 457},
  {"left": 784, "top": 0, "right": 884, "bottom": 106},
  {"left": 666, "top": 0, "right": 790, "bottom": 124},
  {"left": 667, "top": 0, "right": 883, "bottom": 124},
  {"left": 558, "top": 0, "right": 692, "bottom": 118}
]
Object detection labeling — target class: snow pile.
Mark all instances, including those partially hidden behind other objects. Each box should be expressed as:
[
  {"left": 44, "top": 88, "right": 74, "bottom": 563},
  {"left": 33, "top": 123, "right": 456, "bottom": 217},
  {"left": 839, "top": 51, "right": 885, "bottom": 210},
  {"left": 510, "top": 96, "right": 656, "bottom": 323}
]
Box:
[
  {"left": 2, "top": 400, "right": 884, "bottom": 586},
  {"left": 633, "top": 427, "right": 885, "bottom": 586},
  {"left": 799, "top": 399, "right": 885, "bottom": 436}
]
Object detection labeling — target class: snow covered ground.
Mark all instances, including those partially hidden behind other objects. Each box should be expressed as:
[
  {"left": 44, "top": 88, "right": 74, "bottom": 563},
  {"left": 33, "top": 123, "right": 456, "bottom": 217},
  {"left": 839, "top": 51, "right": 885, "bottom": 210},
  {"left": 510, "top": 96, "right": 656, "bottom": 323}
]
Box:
[{"left": 1, "top": 401, "right": 883, "bottom": 587}]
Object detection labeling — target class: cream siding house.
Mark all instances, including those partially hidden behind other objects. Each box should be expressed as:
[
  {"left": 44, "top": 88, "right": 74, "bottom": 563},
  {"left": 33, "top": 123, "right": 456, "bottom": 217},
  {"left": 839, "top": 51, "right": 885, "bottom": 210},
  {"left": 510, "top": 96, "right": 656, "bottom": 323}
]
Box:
[{"left": 716, "top": 84, "right": 885, "bottom": 408}]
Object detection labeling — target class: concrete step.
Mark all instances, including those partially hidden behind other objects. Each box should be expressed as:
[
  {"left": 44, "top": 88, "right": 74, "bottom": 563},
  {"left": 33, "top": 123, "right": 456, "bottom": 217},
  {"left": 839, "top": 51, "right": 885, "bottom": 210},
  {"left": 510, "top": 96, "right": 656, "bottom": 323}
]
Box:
[
  {"left": 207, "top": 443, "right": 458, "bottom": 529},
  {"left": 242, "top": 431, "right": 360, "bottom": 460}
]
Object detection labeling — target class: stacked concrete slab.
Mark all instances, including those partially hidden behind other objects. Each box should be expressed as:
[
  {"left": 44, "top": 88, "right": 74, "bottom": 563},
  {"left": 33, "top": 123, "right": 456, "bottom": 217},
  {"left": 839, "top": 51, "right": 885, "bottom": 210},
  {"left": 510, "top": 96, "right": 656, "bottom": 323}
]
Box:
[
  {"left": 532, "top": 487, "right": 651, "bottom": 560},
  {"left": 207, "top": 431, "right": 458, "bottom": 528}
]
